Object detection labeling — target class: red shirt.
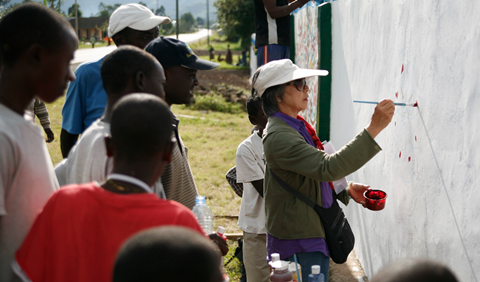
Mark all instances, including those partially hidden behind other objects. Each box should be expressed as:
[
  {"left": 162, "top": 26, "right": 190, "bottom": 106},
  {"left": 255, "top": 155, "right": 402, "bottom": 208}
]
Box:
[{"left": 15, "top": 183, "right": 205, "bottom": 282}]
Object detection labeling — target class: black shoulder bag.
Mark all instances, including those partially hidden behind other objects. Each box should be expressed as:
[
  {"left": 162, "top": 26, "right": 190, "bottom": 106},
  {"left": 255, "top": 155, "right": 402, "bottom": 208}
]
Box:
[{"left": 269, "top": 169, "right": 354, "bottom": 264}]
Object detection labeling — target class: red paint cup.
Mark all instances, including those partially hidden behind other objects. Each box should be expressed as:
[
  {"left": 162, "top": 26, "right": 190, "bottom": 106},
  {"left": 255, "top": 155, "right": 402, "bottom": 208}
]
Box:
[{"left": 364, "top": 190, "right": 387, "bottom": 211}]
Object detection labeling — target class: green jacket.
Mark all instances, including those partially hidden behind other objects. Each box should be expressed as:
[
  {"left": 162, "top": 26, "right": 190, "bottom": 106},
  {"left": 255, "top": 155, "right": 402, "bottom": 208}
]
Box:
[{"left": 263, "top": 116, "right": 382, "bottom": 239}]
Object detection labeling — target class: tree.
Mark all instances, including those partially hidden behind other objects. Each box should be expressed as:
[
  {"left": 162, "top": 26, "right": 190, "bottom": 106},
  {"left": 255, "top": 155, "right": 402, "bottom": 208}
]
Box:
[
  {"left": 215, "top": 0, "right": 254, "bottom": 48},
  {"left": 138, "top": 1, "right": 147, "bottom": 7},
  {"left": 44, "top": 0, "right": 64, "bottom": 14},
  {"left": 154, "top": 5, "right": 165, "bottom": 16},
  {"left": 97, "top": 2, "right": 120, "bottom": 18},
  {"left": 67, "top": 3, "right": 82, "bottom": 18},
  {"left": 179, "top": 12, "right": 195, "bottom": 33},
  {"left": 0, "top": 0, "right": 12, "bottom": 17},
  {"left": 196, "top": 17, "right": 204, "bottom": 27}
]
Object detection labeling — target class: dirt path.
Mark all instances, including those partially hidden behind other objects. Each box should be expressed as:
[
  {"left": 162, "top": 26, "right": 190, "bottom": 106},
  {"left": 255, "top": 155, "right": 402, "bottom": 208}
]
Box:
[{"left": 197, "top": 68, "right": 251, "bottom": 90}]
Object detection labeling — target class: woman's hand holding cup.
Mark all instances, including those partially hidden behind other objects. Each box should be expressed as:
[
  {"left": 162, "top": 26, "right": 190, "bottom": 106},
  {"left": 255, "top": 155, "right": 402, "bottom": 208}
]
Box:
[{"left": 347, "top": 182, "right": 372, "bottom": 208}]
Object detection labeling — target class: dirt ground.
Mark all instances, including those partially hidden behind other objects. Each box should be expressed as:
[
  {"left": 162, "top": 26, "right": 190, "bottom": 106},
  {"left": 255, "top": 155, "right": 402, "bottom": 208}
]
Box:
[
  {"left": 197, "top": 68, "right": 252, "bottom": 90},
  {"left": 198, "top": 67, "right": 369, "bottom": 282}
]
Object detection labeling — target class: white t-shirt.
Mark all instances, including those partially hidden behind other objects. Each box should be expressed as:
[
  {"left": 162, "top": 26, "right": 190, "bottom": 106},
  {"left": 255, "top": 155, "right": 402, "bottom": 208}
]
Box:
[
  {"left": 236, "top": 132, "right": 266, "bottom": 234},
  {"left": 55, "top": 119, "right": 166, "bottom": 198},
  {"left": 0, "top": 103, "right": 59, "bottom": 281}
]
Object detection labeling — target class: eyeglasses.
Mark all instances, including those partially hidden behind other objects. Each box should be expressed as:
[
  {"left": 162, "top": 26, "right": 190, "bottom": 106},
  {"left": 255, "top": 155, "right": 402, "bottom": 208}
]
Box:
[{"left": 286, "top": 78, "right": 307, "bottom": 92}]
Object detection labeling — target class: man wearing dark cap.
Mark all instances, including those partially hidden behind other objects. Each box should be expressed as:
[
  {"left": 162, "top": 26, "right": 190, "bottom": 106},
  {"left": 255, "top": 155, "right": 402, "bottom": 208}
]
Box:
[
  {"left": 60, "top": 3, "right": 171, "bottom": 158},
  {"left": 146, "top": 37, "right": 219, "bottom": 209}
]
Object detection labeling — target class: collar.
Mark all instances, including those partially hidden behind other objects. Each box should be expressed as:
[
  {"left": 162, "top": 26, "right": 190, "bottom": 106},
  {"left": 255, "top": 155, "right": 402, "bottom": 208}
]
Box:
[
  {"left": 108, "top": 173, "right": 154, "bottom": 194},
  {"left": 271, "top": 111, "right": 304, "bottom": 131}
]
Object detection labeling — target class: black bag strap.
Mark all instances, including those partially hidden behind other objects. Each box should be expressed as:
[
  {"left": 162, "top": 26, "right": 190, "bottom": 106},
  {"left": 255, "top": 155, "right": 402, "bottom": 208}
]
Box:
[{"left": 269, "top": 168, "right": 336, "bottom": 211}]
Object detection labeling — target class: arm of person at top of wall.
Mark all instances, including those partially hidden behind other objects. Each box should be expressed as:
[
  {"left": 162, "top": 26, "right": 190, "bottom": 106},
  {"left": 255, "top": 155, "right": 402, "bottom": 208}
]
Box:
[
  {"left": 263, "top": 0, "right": 310, "bottom": 19},
  {"left": 251, "top": 179, "right": 264, "bottom": 197}
]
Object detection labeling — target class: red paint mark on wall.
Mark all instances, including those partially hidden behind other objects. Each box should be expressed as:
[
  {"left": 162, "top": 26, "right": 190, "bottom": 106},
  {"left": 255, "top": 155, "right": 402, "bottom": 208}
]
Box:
[
  {"left": 399, "top": 152, "right": 402, "bottom": 158},
  {"left": 401, "top": 64, "right": 404, "bottom": 74},
  {"left": 408, "top": 157, "right": 411, "bottom": 162},
  {"left": 415, "top": 136, "right": 417, "bottom": 141},
  {"left": 395, "top": 92, "right": 398, "bottom": 98},
  {"left": 395, "top": 122, "right": 396, "bottom": 126}
]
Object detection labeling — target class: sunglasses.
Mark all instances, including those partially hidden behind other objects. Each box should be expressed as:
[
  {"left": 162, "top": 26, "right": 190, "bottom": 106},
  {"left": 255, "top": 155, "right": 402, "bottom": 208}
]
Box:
[{"left": 286, "top": 78, "right": 307, "bottom": 92}]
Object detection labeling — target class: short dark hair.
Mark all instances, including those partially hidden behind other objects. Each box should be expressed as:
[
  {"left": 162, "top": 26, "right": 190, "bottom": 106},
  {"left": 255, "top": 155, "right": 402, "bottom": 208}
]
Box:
[
  {"left": 0, "top": 3, "right": 73, "bottom": 67},
  {"left": 246, "top": 96, "right": 263, "bottom": 117},
  {"left": 101, "top": 46, "right": 160, "bottom": 95},
  {"left": 110, "top": 94, "right": 173, "bottom": 163},
  {"left": 371, "top": 258, "right": 459, "bottom": 282},
  {"left": 113, "top": 226, "right": 222, "bottom": 282},
  {"left": 251, "top": 67, "right": 286, "bottom": 117}
]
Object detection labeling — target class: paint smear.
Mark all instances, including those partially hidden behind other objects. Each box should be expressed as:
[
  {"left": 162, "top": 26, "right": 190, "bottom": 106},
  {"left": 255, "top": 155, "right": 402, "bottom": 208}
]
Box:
[
  {"left": 399, "top": 151, "right": 402, "bottom": 158},
  {"left": 395, "top": 92, "right": 398, "bottom": 98},
  {"left": 401, "top": 64, "right": 404, "bottom": 74},
  {"left": 413, "top": 101, "right": 418, "bottom": 107},
  {"left": 415, "top": 136, "right": 417, "bottom": 141},
  {"left": 395, "top": 122, "right": 396, "bottom": 126},
  {"left": 408, "top": 157, "right": 411, "bottom": 162}
]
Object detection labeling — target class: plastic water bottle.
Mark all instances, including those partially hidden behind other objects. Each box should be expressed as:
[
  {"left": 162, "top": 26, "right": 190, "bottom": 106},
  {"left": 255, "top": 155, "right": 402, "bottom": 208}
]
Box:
[
  {"left": 308, "top": 265, "right": 324, "bottom": 282},
  {"left": 192, "top": 196, "right": 213, "bottom": 234},
  {"left": 270, "top": 254, "right": 293, "bottom": 282}
]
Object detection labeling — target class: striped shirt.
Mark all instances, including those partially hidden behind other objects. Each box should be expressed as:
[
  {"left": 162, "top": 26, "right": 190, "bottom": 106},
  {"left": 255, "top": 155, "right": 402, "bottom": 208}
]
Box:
[
  {"left": 25, "top": 99, "right": 51, "bottom": 129},
  {"left": 161, "top": 116, "right": 198, "bottom": 209}
]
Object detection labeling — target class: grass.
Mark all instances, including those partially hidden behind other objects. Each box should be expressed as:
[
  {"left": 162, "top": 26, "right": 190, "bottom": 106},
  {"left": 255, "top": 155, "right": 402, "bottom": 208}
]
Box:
[
  {"left": 187, "top": 94, "right": 245, "bottom": 113},
  {"left": 42, "top": 93, "right": 252, "bottom": 281},
  {"left": 189, "top": 32, "right": 243, "bottom": 51}
]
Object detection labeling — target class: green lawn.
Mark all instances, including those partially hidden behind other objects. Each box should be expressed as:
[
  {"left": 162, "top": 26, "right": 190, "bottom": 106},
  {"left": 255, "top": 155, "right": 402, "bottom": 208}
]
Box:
[
  {"left": 43, "top": 93, "right": 250, "bottom": 281},
  {"left": 189, "top": 33, "right": 244, "bottom": 51}
]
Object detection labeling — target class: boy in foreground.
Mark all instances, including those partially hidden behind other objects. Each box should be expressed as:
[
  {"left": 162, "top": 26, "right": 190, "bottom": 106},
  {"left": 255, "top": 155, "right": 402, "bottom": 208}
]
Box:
[
  {"left": 114, "top": 226, "right": 224, "bottom": 282},
  {"left": 0, "top": 4, "right": 77, "bottom": 281},
  {"left": 14, "top": 94, "right": 206, "bottom": 282}
]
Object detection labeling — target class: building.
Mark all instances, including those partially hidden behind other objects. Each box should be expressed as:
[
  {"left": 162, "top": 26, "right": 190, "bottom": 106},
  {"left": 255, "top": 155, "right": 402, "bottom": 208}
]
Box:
[{"left": 68, "top": 17, "right": 108, "bottom": 40}]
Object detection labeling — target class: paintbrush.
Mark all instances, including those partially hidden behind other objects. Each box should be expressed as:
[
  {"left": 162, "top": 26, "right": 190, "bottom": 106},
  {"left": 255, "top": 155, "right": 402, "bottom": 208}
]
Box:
[{"left": 353, "top": 100, "right": 418, "bottom": 107}]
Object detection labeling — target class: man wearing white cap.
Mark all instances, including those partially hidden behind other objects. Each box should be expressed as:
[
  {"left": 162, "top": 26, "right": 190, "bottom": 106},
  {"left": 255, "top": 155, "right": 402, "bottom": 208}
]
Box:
[{"left": 60, "top": 3, "right": 170, "bottom": 158}]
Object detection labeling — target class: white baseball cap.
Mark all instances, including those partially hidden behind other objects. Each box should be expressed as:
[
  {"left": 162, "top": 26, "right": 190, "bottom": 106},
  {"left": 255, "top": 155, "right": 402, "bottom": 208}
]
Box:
[
  {"left": 108, "top": 3, "right": 171, "bottom": 38},
  {"left": 253, "top": 59, "right": 329, "bottom": 97}
]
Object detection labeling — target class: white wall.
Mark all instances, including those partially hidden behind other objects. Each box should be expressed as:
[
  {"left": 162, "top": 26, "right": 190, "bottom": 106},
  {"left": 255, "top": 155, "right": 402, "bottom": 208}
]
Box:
[{"left": 329, "top": 1, "right": 480, "bottom": 281}]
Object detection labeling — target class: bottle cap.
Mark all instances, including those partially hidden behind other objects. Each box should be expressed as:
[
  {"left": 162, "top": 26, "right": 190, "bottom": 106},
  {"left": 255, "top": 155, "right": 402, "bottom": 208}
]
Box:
[
  {"left": 195, "top": 195, "right": 206, "bottom": 204},
  {"left": 312, "top": 265, "right": 320, "bottom": 274},
  {"left": 217, "top": 226, "right": 226, "bottom": 234},
  {"left": 271, "top": 253, "right": 280, "bottom": 262}
]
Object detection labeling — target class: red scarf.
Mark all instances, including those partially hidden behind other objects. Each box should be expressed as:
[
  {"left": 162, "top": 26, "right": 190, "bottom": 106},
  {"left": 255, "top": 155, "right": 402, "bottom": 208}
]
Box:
[{"left": 297, "top": 115, "right": 335, "bottom": 191}]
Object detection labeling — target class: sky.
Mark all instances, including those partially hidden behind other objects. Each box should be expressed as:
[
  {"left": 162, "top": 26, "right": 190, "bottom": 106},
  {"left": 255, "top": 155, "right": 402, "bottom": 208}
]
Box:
[{"left": 9, "top": 0, "right": 218, "bottom": 21}]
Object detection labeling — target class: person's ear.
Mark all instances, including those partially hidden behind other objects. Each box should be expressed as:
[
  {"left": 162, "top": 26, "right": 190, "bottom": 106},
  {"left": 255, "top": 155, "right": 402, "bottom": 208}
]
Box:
[
  {"left": 111, "top": 34, "right": 123, "bottom": 46},
  {"left": 162, "top": 140, "right": 176, "bottom": 163},
  {"left": 163, "top": 69, "right": 170, "bottom": 84},
  {"left": 25, "top": 44, "right": 45, "bottom": 68},
  {"left": 104, "top": 136, "right": 114, "bottom": 157},
  {"left": 135, "top": 71, "right": 146, "bottom": 91},
  {"left": 248, "top": 115, "right": 258, "bottom": 125}
]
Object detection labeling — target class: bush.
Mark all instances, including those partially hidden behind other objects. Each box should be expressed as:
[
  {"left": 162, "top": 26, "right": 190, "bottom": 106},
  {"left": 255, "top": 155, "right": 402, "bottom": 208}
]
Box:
[{"left": 185, "top": 94, "right": 244, "bottom": 114}]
